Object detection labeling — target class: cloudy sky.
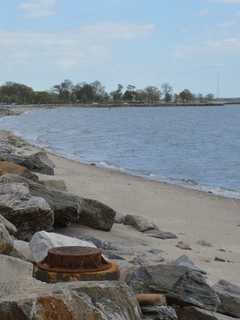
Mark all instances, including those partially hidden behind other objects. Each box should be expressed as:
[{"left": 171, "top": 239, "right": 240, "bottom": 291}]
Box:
[{"left": 1, "top": 0, "right": 240, "bottom": 96}]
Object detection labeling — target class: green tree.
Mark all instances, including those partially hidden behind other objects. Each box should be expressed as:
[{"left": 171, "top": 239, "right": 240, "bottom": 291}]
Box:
[{"left": 161, "top": 83, "right": 173, "bottom": 103}]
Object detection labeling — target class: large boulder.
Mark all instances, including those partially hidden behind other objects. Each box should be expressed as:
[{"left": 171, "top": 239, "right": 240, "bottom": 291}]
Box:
[
  {"left": 0, "top": 254, "right": 33, "bottom": 285},
  {"left": 0, "top": 161, "right": 38, "bottom": 181},
  {"left": 30, "top": 231, "right": 96, "bottom": 263},
  {"left": 79, "top": 198, "right": 116, "bottom": 231},
  {"left": 0, "top": 183, "right": 54, "bottom": 240},
  {"left": 0, "top": 174, "right": 116, "bottom": 231},
  {"left": 126, "top": 264, "right": 220, "bottom": 312},
  {"left": 0, "top": 130, "right": 54, "bottom": 175},
  {"left": 0, "top": 280, "right": 141, "bottom": 320},
  {"left": 0, "top": 174, "right": 80, "bottom": 227},
  {"left": 213, "top": 280, "right": 240, "bottom": 318},
  {"left": 124, "top": 214, "right": 158, "bottom": 232},
  {"left": 0, "top": 223, "right": 13, "bottom": 254},
  {"left": 178, "top": 306, "right": 236, "bottom": 320}
]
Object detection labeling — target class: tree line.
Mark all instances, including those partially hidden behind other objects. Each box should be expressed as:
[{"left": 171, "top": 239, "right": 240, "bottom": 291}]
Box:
[{"left": 0, "top": 80, "right": 215, "bottom": 105}]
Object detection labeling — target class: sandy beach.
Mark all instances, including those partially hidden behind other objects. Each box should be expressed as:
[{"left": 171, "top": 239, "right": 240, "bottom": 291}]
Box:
[{"left": 42, "top": 153, "right": 240, "bottom": 285}]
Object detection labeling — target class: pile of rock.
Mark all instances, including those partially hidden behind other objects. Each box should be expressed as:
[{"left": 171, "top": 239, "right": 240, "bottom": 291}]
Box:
[{"left": 0, "top": 131, "right": 239, "bottom": 320}]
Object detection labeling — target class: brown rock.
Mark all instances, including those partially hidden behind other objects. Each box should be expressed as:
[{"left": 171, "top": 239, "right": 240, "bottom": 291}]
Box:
[
  {"left": 136, "top": 293, "right": 167, "bottom": 306},
  {"left": 0, "top": 161, "right": 38, "bottom": 181}
]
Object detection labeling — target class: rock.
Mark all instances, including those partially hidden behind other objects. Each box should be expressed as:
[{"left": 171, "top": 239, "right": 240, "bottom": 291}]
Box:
[
  {"left": 11, "top": 240, "right": 33, "bottom": 262},
  {"left": 0, "top": 174, "right": 116, "bottom": 230},
  {"left": 126, "top": 264, "right": 220, "bottom": 311},
  {"left": 21, "top": 151, "right": 55, "bottom": 175},
  {"left": 0, "top": 174, "right": 81, "bottom": 227},
  {"left": 145, "top": 229, "right": 178, "bottom": 240},
  {"left": 0, "top": 281, "right": 141, "bottom": 320},
  {"left": 197, "top": 240, "right": 213, "bottom": 247},
  {"left": 124, "top": 214, "right": 158, "bottom": 232},
  {"left": 0, "top": 183, "right": 54, "bottom": 240},
  {"left": 173, "top": 255, "right": 206, "bottom": 274},
  {"left": 30, "top": 231, "right": 96, "bottom": 263},
  {"left": 0, "top": 254, "right": 33, "bottom": 284},
  {"left": 0, "top": 131, "right": 54, "bottom": 175},
  {"left": 176, "top": 241, "right": 192, "bottom": 251},
  {"left": 115, "top": 211, "right": 126, "bottom": 224},
  {"left": 215, "top": 257, "right": 226, "bottom": 263},
  {"left": 178, "top": 306, "right": 236, "bottom": 320},
  {"left": 41, "top": 179, "right": 67, "bottom": 191},
  {"left": 0, "top": 223, "right": 13, "bottom": 254},
  {"left": 79, "top": 198, "right": 116, "bottom": 231},
  {"left": 0, "top": 161, "right": 38, "bottom": 181},
  {"left": 213, "top": 280, "right": 240, "bottom": 318},
  {"left": 142, "top": 306, "right": 178, "bottom": 320},
  {"left": 0, "top": 214, "right": 17, "bottom": 235},
  {"left": 136, "top": 293, "right": 167, "bottom": 306}
]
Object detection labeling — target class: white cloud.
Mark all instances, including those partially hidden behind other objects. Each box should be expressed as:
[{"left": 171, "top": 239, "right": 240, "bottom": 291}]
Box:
[
  {"left": 0, "top": 22, "right": 155, "bottom": 71},
  {"left": 176, "top": 37, "right": 240, "bottom": 58},
  {"left": 19, "top": 0, "right": 57, "bottom": 19}
]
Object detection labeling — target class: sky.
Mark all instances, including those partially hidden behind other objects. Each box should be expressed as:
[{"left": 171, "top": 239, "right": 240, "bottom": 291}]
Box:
[{"left": 1, "top": 0, "right": 240, "bottom": 97}]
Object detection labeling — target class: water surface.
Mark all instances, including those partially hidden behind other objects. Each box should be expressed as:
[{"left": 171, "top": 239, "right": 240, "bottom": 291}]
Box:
[{"left": 1, "top": 105, "right": 240, "bottom": 198}]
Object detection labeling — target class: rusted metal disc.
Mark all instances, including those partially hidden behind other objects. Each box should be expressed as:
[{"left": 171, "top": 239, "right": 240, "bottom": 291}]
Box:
[{"left": 37, "top": 246, "right": 113, "bottom": 274}]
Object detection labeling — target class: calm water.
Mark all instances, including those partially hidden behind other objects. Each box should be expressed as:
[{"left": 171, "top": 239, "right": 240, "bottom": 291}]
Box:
[{"left": 1, "top": 106, "right": 240, "bottom": 198}]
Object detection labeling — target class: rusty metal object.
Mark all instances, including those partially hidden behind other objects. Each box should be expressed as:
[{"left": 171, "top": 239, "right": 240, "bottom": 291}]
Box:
[{"left": 35, "top": 246, "right": 120, "bottom": 283}]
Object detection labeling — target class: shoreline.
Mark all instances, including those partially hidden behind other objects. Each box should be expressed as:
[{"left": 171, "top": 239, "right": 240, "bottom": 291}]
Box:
[{"left": 47, "top": 151, "right": 240, "bottom": 285}]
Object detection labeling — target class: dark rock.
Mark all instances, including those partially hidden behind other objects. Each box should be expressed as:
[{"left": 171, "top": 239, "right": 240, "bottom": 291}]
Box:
[
  {"left": 213, "top": 280, "right": 240, "bottom": 318},
  {"left": 0, "top": 214, "right": 17, "bottom": 235},
  {"left": 0, "top": 174, "right": 116, "bottom": 231},
  {"left": 142, "top": 305, "right": 178, "bottom": 320},
  {"left": 0, "top": 183, "right": 54, "bottom": 240},
  {"left": 176, "top": 241, "right": 192, "bottom": 251},
  {"left": 79, "top": 198, "right": 116, "bottom": 231},
  {"left": 178, "top": 306, "right": 236, "bottom": 320},
  {"left": 124, "top": 214, "right": 158, "bottom": 232},
  {"left": 0, "top": 224, "right": 13, "bottom": 254},
  {"left": 214, "top": 257, "right": 226, "bottom": 263},
  {"left": 126, "top": 264, "right": 220, "bottom": 311},
  {"left": 145, "top": 229, "right": 178, "bottom": 240},
  {"left": 197, "top": 240, "right": 213, "bottom": 247}
]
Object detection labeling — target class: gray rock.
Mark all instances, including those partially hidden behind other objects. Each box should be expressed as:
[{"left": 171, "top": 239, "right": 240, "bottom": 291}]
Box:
[
  {"left": 213, "top": 280, "right": 240, "bottom": 318},
  {"left": 197, "top": 240, "right": 213, "bottom": 247},
  {"left": 41, "top": 179, "right": 67, "bottom": 191},
  {"left": 124, "top": 214, "right": 158, "bottom": 232},
  {"left": 0, "top": 214, "right": 17, "bottom": 235},
  {"left": 0, "top": 174, "right": 116, "bottom": 231},
  {"left": 173, "top": 255, "right": 206, "bottom": 274},
  {"left": 145, "top": 229, "right": 178, "bottom": 240},
  {"left": 0, "top": 131, "right": 54, "bottom": 175},
  {"left": 0, "top": 223, "right": 13, "bottom": 254},
  {"left": 11, "top": 240, "right": 33, "bottom": 262},
  {"left": 0, "top": 174, "right": 81, "bottom": 227},
  {"left": 30, "top": 231, "right": 96, "bottom": 263},
  {"left": 0, "top": 281, "right": 141, "bottom": 320},
  {"left": 178, "top": 306, "right": 236, "bottom": 320},
  {"left": 126, "top": 264, "right": 220, "bottom": 311},
  {"left": 142, "top": 305, "right": 178, "bottom": 320},
  {"left": 0, "top": 183, "right": 54, "bottom": 240},
  {"left": 0, "top": 254, "right": 33, "bottom": 284},
  {"left": 79, "top": 198, "right": 116, "bottom": 231},
  {"left": 176, "top": 241, "right": 192, "bottom": 251},
  {"left": 115, "top": 211, "right": 126, "bottom": 224}
]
